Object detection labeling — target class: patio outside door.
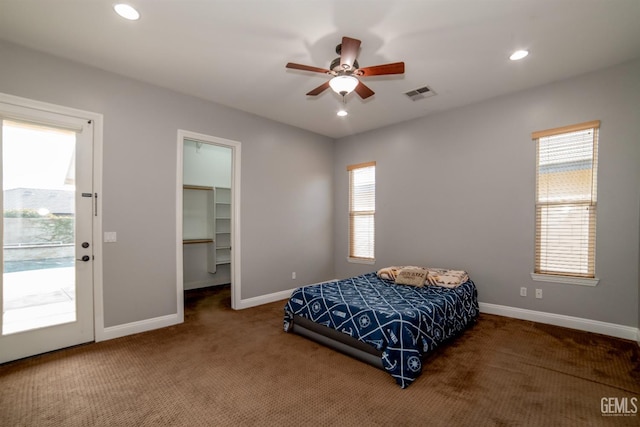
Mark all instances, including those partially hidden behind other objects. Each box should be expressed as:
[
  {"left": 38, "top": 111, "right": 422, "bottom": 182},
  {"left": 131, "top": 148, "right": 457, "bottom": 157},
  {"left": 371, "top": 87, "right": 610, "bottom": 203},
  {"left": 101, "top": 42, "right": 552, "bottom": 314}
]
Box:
[{"left": 0, "top": 104, "right": 94, "bottom": 364}]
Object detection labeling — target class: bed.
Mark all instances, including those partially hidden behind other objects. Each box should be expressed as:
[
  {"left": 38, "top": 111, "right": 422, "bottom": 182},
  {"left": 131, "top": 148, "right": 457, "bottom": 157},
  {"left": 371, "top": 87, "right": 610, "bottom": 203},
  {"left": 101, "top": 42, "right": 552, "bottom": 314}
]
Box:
[{"left": 283, "top": 269, "right": 479, "bottom": 388}]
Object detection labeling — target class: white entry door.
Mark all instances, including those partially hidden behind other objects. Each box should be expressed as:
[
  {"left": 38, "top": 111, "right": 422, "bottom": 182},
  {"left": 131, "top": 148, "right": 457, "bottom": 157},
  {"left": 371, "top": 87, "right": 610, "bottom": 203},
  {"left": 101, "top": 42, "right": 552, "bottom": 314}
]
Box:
[{"left": 0, "top": 102, "right": 94, "bottom": 363}]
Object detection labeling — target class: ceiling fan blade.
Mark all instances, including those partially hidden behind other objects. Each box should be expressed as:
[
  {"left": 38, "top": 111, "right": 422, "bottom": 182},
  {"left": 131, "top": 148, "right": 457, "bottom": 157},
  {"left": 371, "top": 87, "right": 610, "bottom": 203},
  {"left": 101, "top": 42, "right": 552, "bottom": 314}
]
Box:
[
  {"left": 358, "top": 62, "right": 405, "bottom": 77},
  {"left": 286, "top": 62, "right": 331, "bottom": 74},
  {"left": 354, "top": 81, "right": 374, "bottom": 99},
  {"left": 306, "top": 81, "right": 331, "bottom": 96},
  {"left": 340, "top": 37, "right": 361, "bottom": 69}
]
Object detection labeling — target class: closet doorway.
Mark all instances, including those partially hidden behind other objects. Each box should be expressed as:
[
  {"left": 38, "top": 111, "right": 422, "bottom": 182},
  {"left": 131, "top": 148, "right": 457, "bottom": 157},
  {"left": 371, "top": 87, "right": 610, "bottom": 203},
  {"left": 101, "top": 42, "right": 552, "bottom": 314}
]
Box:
[{"left": 177, "top": 130, "right": 241, "bottom": 309}]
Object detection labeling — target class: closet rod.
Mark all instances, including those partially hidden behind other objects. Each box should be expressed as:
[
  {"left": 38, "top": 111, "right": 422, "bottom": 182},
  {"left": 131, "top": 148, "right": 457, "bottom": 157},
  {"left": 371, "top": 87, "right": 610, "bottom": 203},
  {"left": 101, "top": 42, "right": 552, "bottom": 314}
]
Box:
[
  {"left": 183, "top": 185, "right": 214, "bottom": 191},
  {"left": 183, "top": 239, "right": 214, "bottom": 244}
]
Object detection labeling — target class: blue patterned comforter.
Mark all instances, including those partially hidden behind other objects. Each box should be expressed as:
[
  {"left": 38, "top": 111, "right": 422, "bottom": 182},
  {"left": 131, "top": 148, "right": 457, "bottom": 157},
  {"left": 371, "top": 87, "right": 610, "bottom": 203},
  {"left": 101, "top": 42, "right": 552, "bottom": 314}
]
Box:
[{"left": 283, "top": 272, "right": 479, "bottom": 388}]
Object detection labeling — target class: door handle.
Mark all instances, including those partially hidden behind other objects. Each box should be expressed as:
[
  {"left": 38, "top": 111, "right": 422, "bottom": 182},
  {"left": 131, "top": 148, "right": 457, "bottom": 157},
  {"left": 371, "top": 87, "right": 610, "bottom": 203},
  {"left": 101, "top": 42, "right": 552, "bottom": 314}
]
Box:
[{"left": 77, "top": 255, "right": 91, "bottom": 262}]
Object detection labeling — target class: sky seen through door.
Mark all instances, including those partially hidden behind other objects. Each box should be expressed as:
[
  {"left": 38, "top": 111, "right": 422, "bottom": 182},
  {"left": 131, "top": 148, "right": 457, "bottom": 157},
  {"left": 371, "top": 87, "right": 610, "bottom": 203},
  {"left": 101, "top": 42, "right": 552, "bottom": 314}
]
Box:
[{"left": 2, "top": 120, "right": 75, "bottom": 191}]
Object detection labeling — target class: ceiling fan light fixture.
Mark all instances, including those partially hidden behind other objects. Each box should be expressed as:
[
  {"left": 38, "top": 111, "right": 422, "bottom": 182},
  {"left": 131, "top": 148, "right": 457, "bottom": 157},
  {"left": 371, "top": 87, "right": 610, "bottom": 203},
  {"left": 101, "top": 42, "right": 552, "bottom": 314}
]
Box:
[
  {"left": 329, "top": 75, "right": 359, "bottom": 95},
  {"left": 337, "top": 109, "right": 348, "bottom": 117}
]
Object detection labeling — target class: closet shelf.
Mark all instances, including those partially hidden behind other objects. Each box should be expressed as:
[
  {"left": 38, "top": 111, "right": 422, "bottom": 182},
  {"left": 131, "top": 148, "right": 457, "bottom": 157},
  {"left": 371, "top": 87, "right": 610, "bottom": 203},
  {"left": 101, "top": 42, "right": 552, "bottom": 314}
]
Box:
[{"left": 214, "top": 187, "right": 232, "bottom": 267}]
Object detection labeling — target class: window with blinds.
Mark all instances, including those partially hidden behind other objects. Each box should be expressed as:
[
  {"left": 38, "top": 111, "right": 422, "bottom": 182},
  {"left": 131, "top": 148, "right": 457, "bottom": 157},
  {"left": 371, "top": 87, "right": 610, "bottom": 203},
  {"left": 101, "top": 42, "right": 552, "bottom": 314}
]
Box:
[
  {"left": 533, "top": 120, "right": 599, "bottom": 278},
  {"left": 348, "top": 161, "right": 375, "bottom": 261}
]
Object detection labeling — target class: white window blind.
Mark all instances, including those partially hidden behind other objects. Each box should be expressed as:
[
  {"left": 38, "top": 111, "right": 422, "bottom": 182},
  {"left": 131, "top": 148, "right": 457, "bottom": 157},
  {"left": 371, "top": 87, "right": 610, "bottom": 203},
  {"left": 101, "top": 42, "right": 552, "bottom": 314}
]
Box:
[
  {"left": 533, "top": 120, "right": 599, "bottom": 278},
  {"left": 348, "top": 161, "right": 375, "bottom": 260}
]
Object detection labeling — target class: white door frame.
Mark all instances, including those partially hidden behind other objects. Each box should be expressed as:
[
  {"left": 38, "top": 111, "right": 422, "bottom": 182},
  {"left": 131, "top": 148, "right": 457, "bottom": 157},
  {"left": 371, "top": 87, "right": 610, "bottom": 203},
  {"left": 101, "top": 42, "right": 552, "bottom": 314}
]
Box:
[
  {"left": 0, "top": 92, "right": 104, "bottom": 352},
  {"left": 176, "top": 130, "right": 241, "bottom": 310}
]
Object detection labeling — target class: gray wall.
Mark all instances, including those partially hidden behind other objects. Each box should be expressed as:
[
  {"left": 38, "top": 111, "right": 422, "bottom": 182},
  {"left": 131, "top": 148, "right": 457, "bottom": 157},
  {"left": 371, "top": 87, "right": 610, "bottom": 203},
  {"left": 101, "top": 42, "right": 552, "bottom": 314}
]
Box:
[
  {"left": 0, "top": 41, "right": 335, "bottom": 327},
  {"left": 2, "top": 39, "right": 638, "bottom": 332},
  {"left": 334, "top": 59, "right": 640, "bottom": 328}
]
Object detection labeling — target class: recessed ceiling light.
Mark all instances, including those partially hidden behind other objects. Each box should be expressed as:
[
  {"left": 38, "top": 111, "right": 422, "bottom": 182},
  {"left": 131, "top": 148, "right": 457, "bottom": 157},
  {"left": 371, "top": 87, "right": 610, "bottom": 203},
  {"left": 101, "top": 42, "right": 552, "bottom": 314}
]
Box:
[
  {"left": 337, "top": 110, "right": 348, "bottom": 117},
  {"left": 509, "top": 50, "right": 529, "bottom": 61},
  {"left": 114, "top": 4, "right": 140, "bottom": 21}
]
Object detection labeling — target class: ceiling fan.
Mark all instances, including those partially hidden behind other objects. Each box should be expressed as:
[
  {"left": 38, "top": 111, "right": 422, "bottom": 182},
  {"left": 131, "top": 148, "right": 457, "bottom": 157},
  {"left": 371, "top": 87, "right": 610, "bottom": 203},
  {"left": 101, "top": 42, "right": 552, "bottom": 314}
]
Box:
[{"left": 286, "top": 36, "right": 405, "bottom": 100}]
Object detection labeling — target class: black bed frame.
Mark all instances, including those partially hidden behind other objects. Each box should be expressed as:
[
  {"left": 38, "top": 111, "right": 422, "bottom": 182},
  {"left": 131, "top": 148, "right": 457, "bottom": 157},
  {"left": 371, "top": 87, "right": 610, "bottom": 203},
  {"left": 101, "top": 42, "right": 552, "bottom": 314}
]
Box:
[{"left": 290, "top": 314, "right": 384, "bottom": 370}]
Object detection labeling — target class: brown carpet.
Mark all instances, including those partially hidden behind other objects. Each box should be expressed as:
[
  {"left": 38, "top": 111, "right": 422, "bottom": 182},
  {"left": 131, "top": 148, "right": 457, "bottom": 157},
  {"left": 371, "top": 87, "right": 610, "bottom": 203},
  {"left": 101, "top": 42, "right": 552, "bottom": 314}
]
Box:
[{"left": 1, "top": 285, "right": 638, "bottom": 426}]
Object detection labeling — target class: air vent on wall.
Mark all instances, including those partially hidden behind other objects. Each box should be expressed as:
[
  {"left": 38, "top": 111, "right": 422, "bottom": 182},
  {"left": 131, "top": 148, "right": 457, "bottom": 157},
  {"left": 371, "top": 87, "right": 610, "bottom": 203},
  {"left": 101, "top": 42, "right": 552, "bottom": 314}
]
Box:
[{"left": 405, "top": 85, "right": 436, "bottom": 101}]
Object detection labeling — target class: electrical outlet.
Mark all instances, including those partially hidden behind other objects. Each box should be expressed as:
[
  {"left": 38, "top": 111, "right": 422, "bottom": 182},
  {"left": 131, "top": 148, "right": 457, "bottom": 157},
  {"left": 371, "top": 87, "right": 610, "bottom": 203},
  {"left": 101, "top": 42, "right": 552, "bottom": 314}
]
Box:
[
  {"left": 520, "top": 287, "right": 527, "bottom": 297},
  {"left": 536, "top": 289, "right": 543, "bottom": 299},
  {"left": 292, "top": 272, "right": 296, "bottom": 280}
]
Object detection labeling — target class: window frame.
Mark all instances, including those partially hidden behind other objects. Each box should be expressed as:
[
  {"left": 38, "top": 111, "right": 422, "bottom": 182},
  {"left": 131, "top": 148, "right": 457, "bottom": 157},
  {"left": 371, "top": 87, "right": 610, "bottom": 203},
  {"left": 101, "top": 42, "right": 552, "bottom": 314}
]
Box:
[
  {"left": 347, "top": 161, "right": 376, "bottom": 264},
  {"left": 531, "top": 120, "right": 600, "bottom": 286}
]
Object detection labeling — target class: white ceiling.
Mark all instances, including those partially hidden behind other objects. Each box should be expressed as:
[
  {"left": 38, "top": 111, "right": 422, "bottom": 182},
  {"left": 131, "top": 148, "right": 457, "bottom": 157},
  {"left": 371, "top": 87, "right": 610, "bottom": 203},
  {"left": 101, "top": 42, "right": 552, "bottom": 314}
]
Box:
[{"left": 1, "top": 0, "right": 639, "bottom": 139}]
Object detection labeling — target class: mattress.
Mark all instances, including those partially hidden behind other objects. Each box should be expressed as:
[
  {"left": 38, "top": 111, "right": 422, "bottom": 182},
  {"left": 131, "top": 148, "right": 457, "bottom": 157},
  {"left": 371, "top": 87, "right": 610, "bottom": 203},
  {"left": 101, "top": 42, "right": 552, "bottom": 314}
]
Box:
[{"left": 284, "top": 272, "right": 479, "bottom": 388}]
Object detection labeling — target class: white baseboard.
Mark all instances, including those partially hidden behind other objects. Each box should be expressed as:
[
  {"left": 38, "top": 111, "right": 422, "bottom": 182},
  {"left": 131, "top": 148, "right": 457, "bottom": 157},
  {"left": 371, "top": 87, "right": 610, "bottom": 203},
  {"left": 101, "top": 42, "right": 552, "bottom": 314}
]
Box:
[
  {"left": 237, "top": 288, "right": 640, "bottom": 343},
  {"left": 95, "top": 291, "right": 639, "bottom": 346},
  {"left": 480, "top": 302, "right": 639, "bottom": 342},
  {"left": 235, "top": 279, "right": 339, "bottom": 310},
  {"left": 236, "top": 288, "right": 296, "bottom": 310},
  {"left": 96, "top": 282, "right": 311, "bottom": 341},
  {"left": 96, "top": 313, "right": 182, "bottom": 342}
]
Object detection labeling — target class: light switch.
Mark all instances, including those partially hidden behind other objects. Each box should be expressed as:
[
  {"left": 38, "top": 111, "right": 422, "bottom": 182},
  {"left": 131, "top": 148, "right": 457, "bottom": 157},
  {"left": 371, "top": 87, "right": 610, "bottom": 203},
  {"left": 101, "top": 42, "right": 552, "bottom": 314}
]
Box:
[{"left": 104, "top": 232, "right": 117, "bottom": 243}]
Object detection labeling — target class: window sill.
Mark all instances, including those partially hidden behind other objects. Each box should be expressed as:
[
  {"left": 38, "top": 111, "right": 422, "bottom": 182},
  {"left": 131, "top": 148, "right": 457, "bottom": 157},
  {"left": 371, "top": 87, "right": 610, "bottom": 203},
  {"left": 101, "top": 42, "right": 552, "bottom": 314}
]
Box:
[
  {"left": 347, "top": 257, "right": 375, "bottom": 265},
  {"left": 530, "top": 273, "right": 599, "bottom": 287}
]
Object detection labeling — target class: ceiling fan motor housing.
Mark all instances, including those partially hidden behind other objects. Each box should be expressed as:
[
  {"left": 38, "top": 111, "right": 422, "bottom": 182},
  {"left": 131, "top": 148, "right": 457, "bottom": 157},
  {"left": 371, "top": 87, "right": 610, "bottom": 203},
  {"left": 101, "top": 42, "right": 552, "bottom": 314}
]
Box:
[{"left": 330, "top": 57, "right": 359, "bottom": 73}]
